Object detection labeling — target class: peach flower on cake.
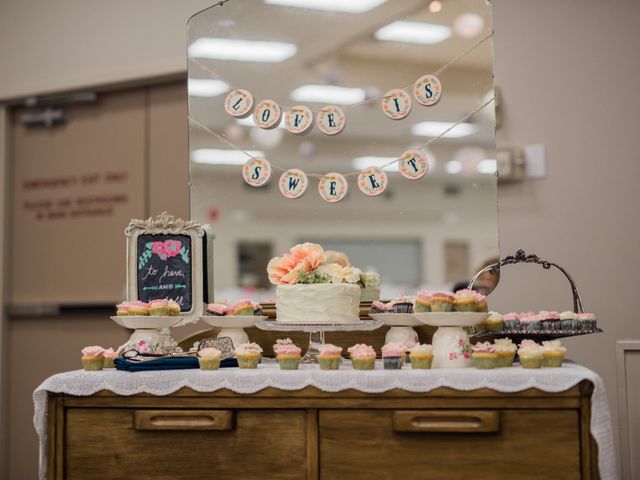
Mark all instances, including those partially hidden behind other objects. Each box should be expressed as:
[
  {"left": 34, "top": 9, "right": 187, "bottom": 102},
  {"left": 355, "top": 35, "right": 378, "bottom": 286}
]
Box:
[{"left": 267, "top": 243, "right": 326, "bottom": 285}]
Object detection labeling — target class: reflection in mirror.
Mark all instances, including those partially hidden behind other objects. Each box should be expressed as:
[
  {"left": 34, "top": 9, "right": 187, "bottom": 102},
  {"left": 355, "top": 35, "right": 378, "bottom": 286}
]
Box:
[{"left": 187, "top": 0, "right": 498, "bottom": 303}]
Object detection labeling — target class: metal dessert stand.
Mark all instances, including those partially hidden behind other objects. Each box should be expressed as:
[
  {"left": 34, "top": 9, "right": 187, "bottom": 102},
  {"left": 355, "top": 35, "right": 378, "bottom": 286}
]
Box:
[{"left": 255, "top": 319, "right": 384, "bottom": 364}]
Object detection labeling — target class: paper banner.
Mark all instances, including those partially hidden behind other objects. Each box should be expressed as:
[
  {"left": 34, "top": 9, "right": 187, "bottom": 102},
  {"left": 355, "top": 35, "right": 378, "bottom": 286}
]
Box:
[
  {"left": 398, "top": 150, "right": 429, "bottom": 180},
  {"left": 317, "top": 106, "right": 346, "bottom": 135},
  {"left": 242, "top": 157, "right": 272, "bottom": 187},
  {"left": 318, "top": 172, "right": 348, "bottom": 202},
  {"left": 279, "top": 169, "right": 308, "bottom": 199},
  {"left": 224, "top": 89, "right": 253, "bottom": 117},
  {"left": 414, "top": 74, "right": 442, "bottom": 106},
  {"left": 254, "top": 99, "right": 281, "bottom": 129},
  {"left": 285, "top": 105, "right": 313, "bottom": 134},
  {"left": 358, "top": 167, "right": 388, "bottom": 196},
  {"left": 381, "top": 89, "right": 412, "bottom": 120}
]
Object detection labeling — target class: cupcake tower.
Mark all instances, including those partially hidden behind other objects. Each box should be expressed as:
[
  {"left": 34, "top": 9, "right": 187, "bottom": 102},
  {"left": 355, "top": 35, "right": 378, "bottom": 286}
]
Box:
[{"left": 483, "top": 310, "right": 597, "bottom": 333}]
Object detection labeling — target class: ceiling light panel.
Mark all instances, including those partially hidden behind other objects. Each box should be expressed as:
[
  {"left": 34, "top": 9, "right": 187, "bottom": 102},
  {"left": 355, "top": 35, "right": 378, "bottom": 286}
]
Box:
[
  {"left": 189, "top": 38, "right": 297, "bottom": 63},
  {"left": 375, "top": 21, "right": 452, "bottom": 45}
]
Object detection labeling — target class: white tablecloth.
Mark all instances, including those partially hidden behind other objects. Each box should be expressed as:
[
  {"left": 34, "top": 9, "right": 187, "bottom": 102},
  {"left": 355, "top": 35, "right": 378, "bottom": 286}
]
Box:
[{"left": 34, "top": 360, "right": 618, "bottom": 479}]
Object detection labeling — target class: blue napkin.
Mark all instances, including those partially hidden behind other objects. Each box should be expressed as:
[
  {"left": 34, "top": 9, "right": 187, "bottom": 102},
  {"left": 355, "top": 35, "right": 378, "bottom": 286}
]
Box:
[{"left": 115, "top": 356, "right": 238, "bottom": 372}]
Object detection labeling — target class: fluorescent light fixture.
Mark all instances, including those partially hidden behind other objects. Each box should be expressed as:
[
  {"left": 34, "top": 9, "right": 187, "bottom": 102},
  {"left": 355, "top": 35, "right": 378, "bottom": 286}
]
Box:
[
  {"left": 445, "top": 160, "right": 463, "bottom": 174},
  {"left": 375, "top": 21, "right": 451, "bottom": 45},
  {"left": 477, "top": 158, "right": 497, "bottom": 174},
  {"left": 236, "top": 116, "right": 286, "bottom": 129},
  {"left": 411, "top": 121, "right": 477, "bottom": 138},
  {"left": 192, "top": 148, "right": 264, "bottom": 165},
  {"left": 189, "top": 38, "right": 297, "bottom": 63},
  {"left": 264, "top": 0, "right": 387, "bottom": 13},
  {"left": 352, "top": 156, "right": 399, "bottom": 172},
  {"left": 188, "top": 78, "right": 230, "bottom": 97},
  {"left": 290, "top": 84, "right": 366, "bottom": 104}
]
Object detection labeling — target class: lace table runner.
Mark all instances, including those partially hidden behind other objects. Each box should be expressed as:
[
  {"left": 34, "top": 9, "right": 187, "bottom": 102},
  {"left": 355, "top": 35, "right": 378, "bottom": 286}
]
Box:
[{"left": 34, "top": 361, "right": 618, "bottom": 479}]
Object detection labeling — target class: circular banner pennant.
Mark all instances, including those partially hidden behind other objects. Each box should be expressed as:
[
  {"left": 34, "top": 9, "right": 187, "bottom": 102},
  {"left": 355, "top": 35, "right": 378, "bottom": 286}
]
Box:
[
  {"left": 285, "top": 105, "right": 313, "bottom": 134},
  {"left": 398, "top": 150, "right": 429, "bottom": 180},
  {"left": 254, "top": 99, "right": 281, "bottom": 129},
  {"left": 381, "top": 89, "right": 412, "bottom": 120},
  {"left": 317, "top": 106, "right": 346, "bottom": 135},
  {"left": 224, "top": 89, "right": 253, "bottom": 117},
  {"left": 318, "top": 172, "right": 348, "bottom": 203},
  {"left": 413, "top": 74, "right": 442, "bottom": 106},
  {"left": 279, "top": 169, "right": 308, "bottom": 199},
  {"left": 358, "top": 167, "right": 388, "bottom": 196},
  {"left": 242, "top": 157, "right": 272, "bottom": 187}
]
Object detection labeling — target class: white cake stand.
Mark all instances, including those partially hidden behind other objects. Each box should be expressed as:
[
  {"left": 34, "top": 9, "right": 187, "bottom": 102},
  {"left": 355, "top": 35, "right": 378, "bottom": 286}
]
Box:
[
  {"left": 369, "top": 313, "right": 421, "bottom": 345},
  {"left": 111, "top": 316, "right": 183, "bottom": 351},
  {"left": 413, "top": 313, "right": 489, "bottom": 368},
  {"left": 255, "top": 319, "right": 383, "bottom": 364},
  {"left": 200, "top": 316, "right": 266, "bottom": 348}
]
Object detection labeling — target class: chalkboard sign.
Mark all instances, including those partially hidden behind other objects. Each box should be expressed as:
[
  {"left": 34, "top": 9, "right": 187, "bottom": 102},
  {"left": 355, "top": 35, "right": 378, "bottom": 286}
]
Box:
[
  {"left": 125, "top": 212, "right": 204, "bottom": 317},
  {"left": 136, "top": 233, "right": 192, "bottom": 311}
]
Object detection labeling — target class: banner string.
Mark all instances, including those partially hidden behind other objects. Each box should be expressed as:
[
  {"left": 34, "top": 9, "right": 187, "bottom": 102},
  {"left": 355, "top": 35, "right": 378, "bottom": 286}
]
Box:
[
  {"left": 188, "top": 95, "right": 495, "bottom": 179},
  {"left": 188, "top": 31, "right": 494, "bottom": 114}
]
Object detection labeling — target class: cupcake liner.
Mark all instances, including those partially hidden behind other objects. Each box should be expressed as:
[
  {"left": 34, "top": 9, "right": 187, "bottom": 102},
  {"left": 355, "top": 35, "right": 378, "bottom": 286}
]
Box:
[
  {"left": 277, "top": 356, "right": 301, "bottom": 370},
  {"left": 103, "top": 358, "right": 116, "bottom": 369},
  {"left": 318, "top": 356, "right": 342, "bottom": 370},
  {"left": 561, "top": 319, "right": 577, "bottom": 331},
  {"left": 352, "top": 357, "right": 376, "bottom": 370},
  {"left": 430, "top": 300, "right": 453, "bottom": 312},
  {"left": 543, "top": 353, "right": 564, "bottom": 368},
  {"left": 409, "top": 355, "right": 433, "bottom": 369},
  {"left": 520, "top": 356, "right": 543, "bottom": 368},
  {"left": 453, "top": 303, "right": 477, "bottom": 312},
  {"left": 199, "top": 357, "right": 221, "bottom": 370},
  {"left": 414, "top": 302, "right": 431, "bottom": 313},
  {"left": 495, "top": 352, "right": 515, "bottom": 368},
  {"left": 383, "top": 357, "right": 404, "bottom": 370},
  {"left": 81, "top": 357, "right": 104, "bottom": 371},
  {"left": 391, "top": 303, "right": 413, "bottom": 314},
  {"left": 472, "top": 354, "right": 497, "bottom": 369},
  {"left": 486, "top": 321, "right": 504, "bottom": 333},
  {"left": 237, "top": 355, "right": 260, "bottom": 369},
  {"left": 503, "top": 320, "right": 520, "bottom": 331}
]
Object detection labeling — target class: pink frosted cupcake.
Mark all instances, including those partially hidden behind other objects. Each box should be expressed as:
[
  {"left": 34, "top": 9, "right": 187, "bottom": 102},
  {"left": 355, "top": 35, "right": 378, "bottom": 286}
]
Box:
[
  {"left": 577, "top": 313, "right": 596, "bottom": 331},
  {"left": 127, "top": 300, "right": 149, "bottom": 316},
  {"left": 235, "top": 342, "right": 263, "bottom": 368},
  {"left": 414, "top": 291, "right": 431, "bottom": 313},
  {"left": 348, "top": 344, "right": 376, "bottom": 370},
  {"left": 493, "top": 338, "right": 517, "bottom": 367},
  {"left": 198, "top": 347, "right": 222, "bottom": 370},
  {"left": 318, "top": 344, "right": 343, "bottom": 370},
  {"left": 81, "top": 346, "right": 105, "bottom": 371},
  {"left": 381, "top": 342, "right": 405, "bottom": 369},
  {"left": 430, "top": 292, "right": 454, "bottom": 312},
  {"left": 453, "top": 289, "right": 480, "bottom": 312},
  {"left": 102, "top": 348, "right": 117, "bottom": 368},
  {"left": 274, "top": 342, "right": 302, "bottom": 370},
  {"left": 471, "top": 342, "right": 497, "bottom": 369},
  {"left": 116, "top": 302, "right": 129, "bottom": 316},
  {"left": 149, "top": 299, "right": 170, "bottom": 316},
  {"left": 408, "top": 344, "right": 433, "bottom": 369},
  {"left": 518, "top": 340, "right": 544, "bottom": 368},
  {"left": 539, "top": 310, "right": 560, "bottom": 331},
  {"left": 502, "top": 312, "right": 520, "bottom": 331}
]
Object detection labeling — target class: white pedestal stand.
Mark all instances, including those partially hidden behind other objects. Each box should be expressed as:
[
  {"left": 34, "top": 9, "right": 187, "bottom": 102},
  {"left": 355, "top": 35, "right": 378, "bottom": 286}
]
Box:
[
  {"left": 111, "top": 316, "right": 183, "bottom": 352},
  {"left": 200, "top": 316, "right": 266, "bottom": 349}
]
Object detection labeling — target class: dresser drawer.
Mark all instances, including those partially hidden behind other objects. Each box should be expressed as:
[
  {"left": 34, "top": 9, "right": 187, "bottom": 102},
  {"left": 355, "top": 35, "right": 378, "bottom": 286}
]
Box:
[
  {"left": 319, "top": 409, "right": 581, "bottom": 480},
  {"left": 65, "top": 408, "right": 309, "bottom": 480}
]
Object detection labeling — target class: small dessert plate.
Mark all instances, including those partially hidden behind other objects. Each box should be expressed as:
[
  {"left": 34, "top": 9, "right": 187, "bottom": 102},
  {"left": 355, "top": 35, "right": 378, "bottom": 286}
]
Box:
[
  {"left": 111, "top": 316, "right": 183, "bottom": 330},
  {"left": 200, "top": 315, "right": 267, "bottom": 329},
  {"left": 413, "top": 312, "right": 489, "bottom": 327},
  {"left": 369, "top": 313, "right": 422, "bottom": 327}
]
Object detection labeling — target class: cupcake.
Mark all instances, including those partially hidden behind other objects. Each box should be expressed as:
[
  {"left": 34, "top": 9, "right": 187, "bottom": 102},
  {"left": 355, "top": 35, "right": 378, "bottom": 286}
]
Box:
[
  {"left": 471, "top": 342, "right": 497, "bottom": 369},
  {"left": 127, "top": 301, "right": 149, "bottom": 316},
  {"left": 540, "top": 310, "right": 560, "bottom": 331},
  {"left": 370, "top": 300, "right": 392, "bottom": 314},
  {"left": 318, "top": 344, "right": 343, "bottom": 370},
  {"left": 198, "top": 347, "right": 222, "bottom": 370},
  {"left": 230, "top": 299, "right": 257, "bottom": 316},
  {"left": 381, "top": 342, "right": 405, "bottom": 369},
  {"left": 522, "top": 312, "right": 542, "bottom": 332},
  {"left": 414, "top": 291, "right": 431, "bottom": 313},
  {"left": 167, "top": 299, "right": 181, "bottom": 316},
  {"left": 116, "top": 302, "right": 129, "bottom": 316},
  {"left": 430, "top": 292, "right": 454, "bottom": 312},
  {"left": 348, "top": 344, "right": 376, "bottom": 370},
  {"left": 453, "top": 289, "right": 479, "bottom": 312},
  {"left": 149, "top": 299, "right": 169, "bottom": 316},
  {"left": 559, "top": 311, "right": 578, "bottom": 331},
  {"left": 274, "top": 342, "right": 302, "bottom": 370},
  {"left": 577, "top": 313, "right": 596, "bottom": 331},
  {"left": 81, "top": 346, "right": 105, "bottom": 371},
  {"left": 476, "top": 294, "right": 488, "bottom": 313},
  {"left": 408, "top": 344, "right": 433, "bottom": 369},
  {"left": 493, "top": 338, "right": 517, "bottom": 367},
  {"left": 485, "top": 311, "right": 504, "bottom": 332},
  {"left": 102, "top": 348, "right": 117, "bottom": 368},
  {"left": 542, "top": 340, "right": 567, "bottom": 367},
  {"left": 502, "top": 312, "right": 519, "bottom": 331},
  {"left": 518, "top": 340, "right": 544, "bottom": 368},
  {"left": 389, "top": 296, "right": 414, "bottom": 314},
  {"left": 235, "top": 342, "right": 263, "bottom": 368}
]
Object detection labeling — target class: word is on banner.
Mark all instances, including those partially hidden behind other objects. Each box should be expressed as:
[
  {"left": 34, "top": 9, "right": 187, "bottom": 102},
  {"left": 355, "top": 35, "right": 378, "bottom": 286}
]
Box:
[
  {"left": 318, "top": 172, "right": 348, "bottom": 203},
  {"left": 279, "top": 169, "right": 308, "bottom": 199},
  {"left": 242, "top": 157, "right": 272, "bottom": 187},
  {"left": 358, "top": 167, "right": 388, "bottom": 196}
]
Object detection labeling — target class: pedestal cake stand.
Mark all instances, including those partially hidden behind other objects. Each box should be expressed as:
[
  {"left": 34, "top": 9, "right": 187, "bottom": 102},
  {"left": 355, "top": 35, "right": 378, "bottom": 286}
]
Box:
[
  {"left": 255, "top": 319, "right": 383, "bottom": 364},
  {"left": 368, "top": 313, "right": 421, "bottom": 345},
  {"left": 111, "top": 316, "right": 183, "bottom": 352},
  {"left": 200, "top": 316, "right": 267, "bottom": 348}
]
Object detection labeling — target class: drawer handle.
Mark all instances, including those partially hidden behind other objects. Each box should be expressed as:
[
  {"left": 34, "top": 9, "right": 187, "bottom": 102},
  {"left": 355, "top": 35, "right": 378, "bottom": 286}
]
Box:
[
  {"left": 392, "top": 410, "right": 500, "bottom": 433},
  {"left": 134, "top": 410, "right": 235, "bottom": 431}
]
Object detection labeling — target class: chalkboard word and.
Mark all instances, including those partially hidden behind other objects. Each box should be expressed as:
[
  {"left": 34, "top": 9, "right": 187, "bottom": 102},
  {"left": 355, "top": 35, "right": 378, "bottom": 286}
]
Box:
[{"left": 125, "top": 212, "right": 204, "bottom": 317}]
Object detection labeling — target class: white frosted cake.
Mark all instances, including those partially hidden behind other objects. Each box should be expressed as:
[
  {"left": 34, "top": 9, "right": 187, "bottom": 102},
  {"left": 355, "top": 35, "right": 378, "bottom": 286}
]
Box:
[{"left": 276, "top": 283, "right": 361, "bottom": 324}]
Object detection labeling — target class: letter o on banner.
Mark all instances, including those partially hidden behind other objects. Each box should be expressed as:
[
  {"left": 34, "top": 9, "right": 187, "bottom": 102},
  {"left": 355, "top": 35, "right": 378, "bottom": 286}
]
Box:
[
  {"left": 242, "top": 157, "right": 272, "bottom": 187},
  {"left": 357, "top": 167, "right": 388, "bottom": 196},
  {"left": 254, "top": 99, "right": 282, "bottom": 129},
  {"left": 285, "top": 105, "right": 313, "bottom": 134},
  {"left": 224, "top": 89, "right": 254, "bottom": 117},
  {"left": 398, "top": 150, "right": 429, "bottom": 180},
  {"left": 316, "top": 106, "right": 346, "bottom": 135},
  {"left": 279, "top": 168, "right": 308, "bottom": 199},
  {"left": 413, "top": 74, "right": 442, "bottom": 106},
  {"left": 381, "top": 89, "right": 412, "bottom": 120},
  {"left": 318, "top": 172, "right": 348, "bottom": 203}
]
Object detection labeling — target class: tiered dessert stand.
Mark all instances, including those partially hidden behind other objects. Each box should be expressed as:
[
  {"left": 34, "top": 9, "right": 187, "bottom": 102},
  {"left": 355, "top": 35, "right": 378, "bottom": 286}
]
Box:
[
  {"left": 111, "top": 316, "right": 183, "bottom": 351},
  {"left": 368, "top": 313, "right": 421, "bottom": 345}
]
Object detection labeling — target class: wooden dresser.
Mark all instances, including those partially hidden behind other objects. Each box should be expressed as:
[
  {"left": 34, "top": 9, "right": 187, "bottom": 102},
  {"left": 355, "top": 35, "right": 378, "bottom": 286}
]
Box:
[{"left": 47, "top": 380, "right": 599, "bottom": 480}]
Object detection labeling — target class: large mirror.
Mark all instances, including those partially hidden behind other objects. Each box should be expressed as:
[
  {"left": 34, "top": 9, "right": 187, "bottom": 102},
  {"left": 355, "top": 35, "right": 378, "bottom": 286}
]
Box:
[{"left": 187, "top": 0, "right": 498, "bottom": 303}]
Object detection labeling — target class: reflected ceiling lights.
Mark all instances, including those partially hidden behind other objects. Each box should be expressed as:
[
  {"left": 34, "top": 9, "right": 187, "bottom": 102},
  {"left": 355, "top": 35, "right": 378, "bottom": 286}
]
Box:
[
  {"left": 352, "top": 156, "right": 399, "bottom": 172},
  {"left": 264, "top": 0, "right": 387, "bottom": 13},
  {"left": 445, "top": 160, "right": 463, "bottom": 174},
  {"left": 188, "top": 78, "right": 230, "bottom": 97},
  {"left": 235, "top": 116, "right": 286, "bottom": 129},
  {"left": 476, "top": 158, "right": 497, "bottom": 174},
  {"left": 192, "top": 148, "right": 264, "bottom": 165},
  {"left": 290, "top": 85, "right": 366, "bottom": 104},
  {"left": 374, "top": 21, "right": 451, "bottom": 45},
  {"left": 188, "top": 38, "right": 297, "bottom": 63},
  {"left": 411, "top": 121, "right": 477, "bottom": 138}
]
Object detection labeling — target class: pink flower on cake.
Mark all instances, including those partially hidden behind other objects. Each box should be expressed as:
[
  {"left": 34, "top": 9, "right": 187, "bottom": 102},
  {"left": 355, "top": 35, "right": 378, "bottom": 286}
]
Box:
[
  {"left": 164, "top": 240, "right": 182, "bottom": 258},
  {"left": 151, "top": 242, "right": 165, "bottom": 255},
  {"left": 267, "top": 243, "right": 326, "bottom": 285}
]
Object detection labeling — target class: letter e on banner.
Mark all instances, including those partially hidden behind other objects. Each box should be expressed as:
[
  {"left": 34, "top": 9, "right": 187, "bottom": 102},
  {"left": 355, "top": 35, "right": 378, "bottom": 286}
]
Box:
[
  {"left": 318, "top": 172, "right": 348, "bottom": 203},
  {"left": 357, "top": 167, "right": 388, "bottom": 196}
]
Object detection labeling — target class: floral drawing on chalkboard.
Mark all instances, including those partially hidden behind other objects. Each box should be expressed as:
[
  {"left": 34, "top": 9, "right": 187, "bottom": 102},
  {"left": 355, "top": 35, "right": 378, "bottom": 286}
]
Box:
[{"left": 139, "top": 240, "right": 190, "bottom": 269}]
